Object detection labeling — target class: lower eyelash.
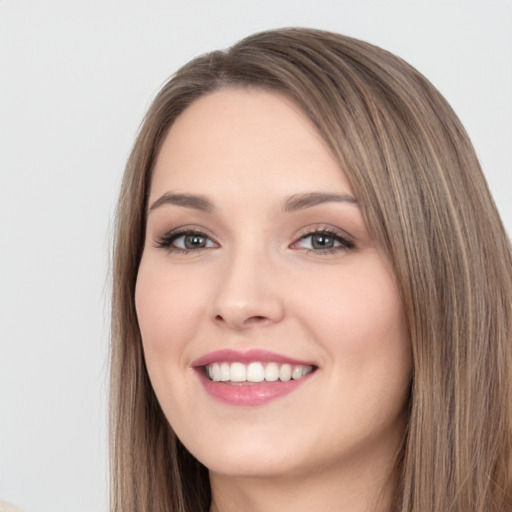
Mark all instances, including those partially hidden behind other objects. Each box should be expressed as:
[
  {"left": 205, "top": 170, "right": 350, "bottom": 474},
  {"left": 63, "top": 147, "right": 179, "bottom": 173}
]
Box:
[
  {"left": 154, "top": 233, "right": 177, "bottom": 249},
  {"left": 154, "top": 230, "right": 209, "bottom": 251},
  {"left": 153, "top": 228, "right": 354, "bottom": 254},
  {"left": 298, "top": 229, "right": 355, "bottom": 252}
]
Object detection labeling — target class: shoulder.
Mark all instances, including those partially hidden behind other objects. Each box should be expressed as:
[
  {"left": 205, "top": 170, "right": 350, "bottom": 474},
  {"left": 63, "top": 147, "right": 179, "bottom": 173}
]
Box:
[{"left": 0, "top": 501, "right": 25, "bottom": 512}]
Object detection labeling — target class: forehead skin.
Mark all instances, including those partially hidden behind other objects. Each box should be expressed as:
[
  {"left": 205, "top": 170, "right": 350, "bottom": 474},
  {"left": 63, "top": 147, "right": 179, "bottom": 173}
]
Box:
[{"left": 150, "top": 87, "right": 354, "bottom": 210}]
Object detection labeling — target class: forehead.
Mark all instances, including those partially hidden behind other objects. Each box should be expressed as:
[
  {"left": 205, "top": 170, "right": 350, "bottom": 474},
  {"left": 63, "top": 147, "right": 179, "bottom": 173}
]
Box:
[{"left": 150, "top": 87, "right": 353, "bottom": 200}]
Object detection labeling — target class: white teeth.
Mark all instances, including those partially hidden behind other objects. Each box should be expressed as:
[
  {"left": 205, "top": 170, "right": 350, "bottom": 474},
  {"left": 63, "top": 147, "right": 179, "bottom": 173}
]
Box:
[
  {"left": 220, "top": 362, "right": 230, "bottom": 382},
  {"left": 212, "top": 363, "right": 221, "bottom": 382},
  {"left": 230, "top": 362, "right": 247, "bottom": 382},
  {"left": 247, "top": 362, "right": 265, "bottom": 382},
  {"left": 205, "top": 361, "right": 314, "bottom": 383},
  {"left": 292, "top": 365, "right": 304, "bottom": 380},
  {"left": 264, "top": 362, "right": 279, "bottom": 382},
  {"left": 279, "top": 363, "right": 292, "bottom": 382}
]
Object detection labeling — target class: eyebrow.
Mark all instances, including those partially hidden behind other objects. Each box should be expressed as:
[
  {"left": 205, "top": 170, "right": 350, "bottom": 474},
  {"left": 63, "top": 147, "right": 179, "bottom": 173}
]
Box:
[
  {"left": 148, "top": 190, "right": 358, "bottom": 215},
  {"left": 149, "top": 193, "right": 215, "bottom": 213},
  {"left": 282, "top": 192, "right": 358, "bottom": 212}
]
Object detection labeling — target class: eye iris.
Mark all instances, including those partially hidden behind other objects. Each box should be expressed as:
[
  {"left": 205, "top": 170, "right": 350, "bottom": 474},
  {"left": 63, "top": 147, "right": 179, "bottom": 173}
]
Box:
[
  {"left": 311, "top": 233, "right": 334, "bottom": 249},
  {"left": 184, "top": 234, "right": 207, "bottom": 249}
]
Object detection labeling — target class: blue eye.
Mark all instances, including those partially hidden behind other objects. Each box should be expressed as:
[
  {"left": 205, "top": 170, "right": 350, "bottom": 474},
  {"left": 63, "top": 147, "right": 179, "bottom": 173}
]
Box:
[
  {"left": 156, "top": 230, "right": 217, "bottom": 252},
  {"left": 175, "top": 233, "right": 212, "bottom": 249},
  {"left": 294, "top": 230, "right": 355, "bottom": 253},
  {"left": 300, "top": 233, "right": 340, "bottom": 250}
]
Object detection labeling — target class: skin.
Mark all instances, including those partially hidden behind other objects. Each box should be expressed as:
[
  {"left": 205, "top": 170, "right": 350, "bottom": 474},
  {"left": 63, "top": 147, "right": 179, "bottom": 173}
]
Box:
[{"left": 135, "top": 88, "right": 412, "bottom": 512}]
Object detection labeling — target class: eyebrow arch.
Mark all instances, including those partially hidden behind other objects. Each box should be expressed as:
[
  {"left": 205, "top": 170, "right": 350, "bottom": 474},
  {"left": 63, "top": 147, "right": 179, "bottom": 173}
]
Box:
[
  {"left": 148, "top": 192, "right": 215, "bottom": 213},
  {"left": 283, "top": 192, "right": 358, "bottom": 212}
]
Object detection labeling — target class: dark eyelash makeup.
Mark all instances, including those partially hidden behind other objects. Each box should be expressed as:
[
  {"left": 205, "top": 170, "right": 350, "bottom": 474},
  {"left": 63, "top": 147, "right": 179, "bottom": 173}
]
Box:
[
  {"left": 153, "top": 225, "right": 356, "bottom": 255},
  {"left": 300, "top": 229, "right": 355, "bottom": 249},
  {"left": 155, "top": 229, "right": 216, "bottom": 252},
  {"left": 292, "top": 221, "right": 356, "bottom": 251}
]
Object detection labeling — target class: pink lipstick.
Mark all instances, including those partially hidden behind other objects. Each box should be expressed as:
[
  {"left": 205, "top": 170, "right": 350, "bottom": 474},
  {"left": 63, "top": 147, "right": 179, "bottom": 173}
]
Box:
[{"left": 191, "top": 349, "right": 317, "bottom": 407}]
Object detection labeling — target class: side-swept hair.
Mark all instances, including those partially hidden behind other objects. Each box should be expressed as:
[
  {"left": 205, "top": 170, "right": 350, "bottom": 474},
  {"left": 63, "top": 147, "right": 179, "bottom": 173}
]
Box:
[{"left": 110, "top": 27, "right": 512, "bottom": 512}]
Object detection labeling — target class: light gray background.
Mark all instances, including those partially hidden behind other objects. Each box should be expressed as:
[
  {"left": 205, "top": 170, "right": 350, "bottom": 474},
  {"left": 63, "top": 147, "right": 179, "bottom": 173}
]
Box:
[{"left": 1, "top": 1, "right": 510, "bottom": 511}]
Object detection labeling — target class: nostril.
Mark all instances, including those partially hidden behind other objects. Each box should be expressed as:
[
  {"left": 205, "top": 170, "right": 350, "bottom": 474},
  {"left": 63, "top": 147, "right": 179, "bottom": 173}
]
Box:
[
  {"left": 244, "top": 315, "right": 270, "bottom": 325},
  {"left": 214, "top": 313, "right": 271, "bottom": 327}
]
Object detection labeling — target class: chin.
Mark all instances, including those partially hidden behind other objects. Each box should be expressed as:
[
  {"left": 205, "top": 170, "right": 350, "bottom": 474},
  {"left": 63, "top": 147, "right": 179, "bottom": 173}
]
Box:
[{"left": 181, "top": 427, "right": 307, "bottom": 478}]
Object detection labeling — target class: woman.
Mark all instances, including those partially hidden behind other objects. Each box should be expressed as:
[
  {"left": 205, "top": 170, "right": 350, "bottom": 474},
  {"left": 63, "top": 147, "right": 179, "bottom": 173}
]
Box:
[{"left": 110, "top": 28, "right": 512, "bottom": 512}]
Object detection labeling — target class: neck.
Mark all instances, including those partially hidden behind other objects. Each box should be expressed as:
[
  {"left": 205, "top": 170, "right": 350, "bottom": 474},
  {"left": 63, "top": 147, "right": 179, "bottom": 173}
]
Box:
[{"left": 209, "top": 447, "right": 401, "bottom": 512}]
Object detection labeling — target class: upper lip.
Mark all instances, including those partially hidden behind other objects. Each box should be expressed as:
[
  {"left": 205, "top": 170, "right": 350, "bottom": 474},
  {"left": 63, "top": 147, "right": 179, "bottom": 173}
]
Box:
[{"left": 191, "top": 348, "right": 316, "bottom": 368}]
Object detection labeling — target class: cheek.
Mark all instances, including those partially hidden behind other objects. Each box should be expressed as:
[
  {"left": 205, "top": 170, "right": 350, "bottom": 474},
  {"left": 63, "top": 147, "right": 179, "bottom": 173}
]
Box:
[
  {"left": 135, "top": 257, "right": 207, "bottom": 360},
  {"left": 293, "top": 261, "right": 411, "bottom": 390},
  {"left": 294, "top": 268, "right": 411, "bottom": 446},
  {"left": 299, "top": 269, "right": 406, "bottom": 345}
]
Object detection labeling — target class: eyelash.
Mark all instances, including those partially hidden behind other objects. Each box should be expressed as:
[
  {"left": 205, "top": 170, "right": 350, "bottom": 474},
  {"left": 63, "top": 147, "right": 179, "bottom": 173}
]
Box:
[
  {"left": 154, "top": 226, "right": 355, "bottom": 255},
  {"left": 155, "top": 229, "right": 218, "bottom": 254},
  {"left": 292, "top": 227, "right": 355, "bottom": 254}
]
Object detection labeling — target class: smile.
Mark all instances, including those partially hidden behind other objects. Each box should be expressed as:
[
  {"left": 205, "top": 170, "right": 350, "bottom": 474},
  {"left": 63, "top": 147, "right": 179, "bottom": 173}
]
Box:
[
  {"left": 192, "top": 349, "right": 318, "bottom": 406},
  {"left": 205, "top": 361, "right": 314, "bottom": 383}
]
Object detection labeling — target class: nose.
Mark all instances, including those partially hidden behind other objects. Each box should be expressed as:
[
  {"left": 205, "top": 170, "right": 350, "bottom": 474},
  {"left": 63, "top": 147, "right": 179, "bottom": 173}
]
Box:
[{"left": 209, "top": 248, "right": 285, "bottom": 330}]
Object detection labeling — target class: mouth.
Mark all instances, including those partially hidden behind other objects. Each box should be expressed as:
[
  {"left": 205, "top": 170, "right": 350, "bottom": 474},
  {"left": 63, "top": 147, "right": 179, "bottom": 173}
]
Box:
[
  {"left": 192, "top": 349, "right": 318, "bottom": 406},
  {"left": 204, "top": 361, "right": 315, "bottom": 383}
]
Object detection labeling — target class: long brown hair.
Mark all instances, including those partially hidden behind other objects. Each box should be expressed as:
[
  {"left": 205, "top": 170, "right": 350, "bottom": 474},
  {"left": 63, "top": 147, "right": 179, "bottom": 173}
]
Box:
[{"left": 110, "top": 28, "right": 512, "bottom": 511}]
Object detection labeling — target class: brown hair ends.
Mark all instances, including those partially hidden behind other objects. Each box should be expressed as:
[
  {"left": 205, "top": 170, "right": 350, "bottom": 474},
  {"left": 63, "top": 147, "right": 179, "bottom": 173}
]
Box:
[{"left": 110, "top": 28, "right": 512, "bottom": 511}]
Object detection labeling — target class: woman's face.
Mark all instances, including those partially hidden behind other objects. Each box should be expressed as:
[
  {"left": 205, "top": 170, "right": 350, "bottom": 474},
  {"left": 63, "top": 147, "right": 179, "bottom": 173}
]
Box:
[{"left": 135, "top": 88, "right": 411, "bottom": 480}]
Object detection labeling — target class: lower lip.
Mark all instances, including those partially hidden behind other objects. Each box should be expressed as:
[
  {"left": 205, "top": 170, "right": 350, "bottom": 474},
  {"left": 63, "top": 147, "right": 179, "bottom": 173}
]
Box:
[{"left": 196, "top": 370, "right": 313, "bottom": 407}]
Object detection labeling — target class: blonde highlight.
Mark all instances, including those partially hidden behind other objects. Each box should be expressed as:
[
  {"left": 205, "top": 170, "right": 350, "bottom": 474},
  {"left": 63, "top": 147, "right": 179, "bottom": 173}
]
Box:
[{"left": 110, "top": 28, "right": 512, "bottom": 511}]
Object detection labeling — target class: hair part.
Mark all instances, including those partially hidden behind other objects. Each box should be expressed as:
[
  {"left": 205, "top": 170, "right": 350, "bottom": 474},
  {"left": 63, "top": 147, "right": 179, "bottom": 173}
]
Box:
[{"left": 110, "top": 27, "right": 512, "bottom": 511}]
